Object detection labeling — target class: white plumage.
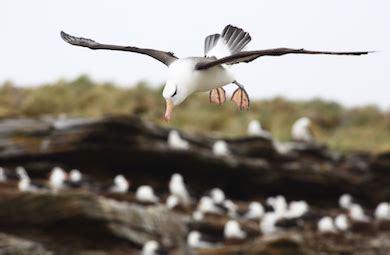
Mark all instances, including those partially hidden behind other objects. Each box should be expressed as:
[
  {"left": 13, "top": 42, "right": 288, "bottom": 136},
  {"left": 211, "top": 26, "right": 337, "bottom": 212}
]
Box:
[
  {"left": 339, "top": 194, "right": 353, "bottom": 209},
  {"left": 69, "top": 169, "right": 82, "bottom": 183},
  {"left": 291, "top": 117, "right": 314, "bottom": 143},
  {"left": 0, "top": 167, "right": 6, "bottom": 182},
  {"left": 167, "top": 130, "right": 190, "bottom": 150},
  {"left": 349, "top": 204, "right": 370, "bottom": 222},
  {"left": 224, "top": 220, "right": 247, "bottom": 239},
  {"left": 260, "top": 212, "right": 280, "bottom": 235},
  {"left": 335, "top": 214, "right": 349, "bottom": 231},
  {"left": 375, "top": 202, "right": 390, "bottom": 221},
  {"left": 284, "top": 200, "right": 309, "bottom": 219},
  {"left": 165, "top": 194, "right": 180, "bottom": 209},
  {"left": 110, "top": 175, "right": 129, "bottom": 193},
  {"left": 318, "top": 216, "right": 337, "bottom": 233},
  {"left": 210, "top": 188, "right": 226, "bottom": 204},
  {"left": 247, "top": 120, "right": 272, "bottom": 138},
  {"left": 212, "top": 140, "right": 230, "bottom": 156},
  {"left": 244, "top": 201, "right": 265, "bottom": 220},
  {"left": 169, "top": 173, "right": 191, "bottom": 206},
  {"left": 198, "top": 196, "right": 223, "bottom": 215},
  {"left": 135, "top": 185, "right": 159, "bottom": 203},
  {"left": 187, "top": 231, "right": 217, "bottom": 249},
  {"left": 142, "top": 240, "right": 160, "bottom": 255},
  {"left": 266, "top": 195, "right": 288, "bottom": 216},
  {"left": 49, "top": 167, "right": 67, "bottom": 191}
]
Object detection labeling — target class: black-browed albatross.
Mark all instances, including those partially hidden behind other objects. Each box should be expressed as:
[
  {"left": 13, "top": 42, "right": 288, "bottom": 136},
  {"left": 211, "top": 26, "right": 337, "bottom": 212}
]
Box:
[{"left": 60, "top": 25, "right": 372, "bottom": 121}]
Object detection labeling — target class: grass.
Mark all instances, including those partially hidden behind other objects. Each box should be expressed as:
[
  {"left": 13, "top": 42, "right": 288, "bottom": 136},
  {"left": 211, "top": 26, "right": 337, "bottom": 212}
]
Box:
[{"left": 1, "top": 75, "right": 389, "bottom": 153}]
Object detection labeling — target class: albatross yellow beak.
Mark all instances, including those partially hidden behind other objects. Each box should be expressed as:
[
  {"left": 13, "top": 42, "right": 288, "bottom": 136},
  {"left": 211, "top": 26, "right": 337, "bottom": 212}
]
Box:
[{"left": 164, "top": 99, "right": 174, "bottom": 122}]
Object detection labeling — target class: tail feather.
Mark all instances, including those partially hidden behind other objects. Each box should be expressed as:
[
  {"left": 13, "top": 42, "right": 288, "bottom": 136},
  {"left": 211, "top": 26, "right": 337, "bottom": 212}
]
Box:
[
  {"left": 222, "top": 25, "right": 251, "bottom": 54},
  {"left": 204, "top": 25, "right": 251, "bottom": 58},
  {"left": 204, "top": 34, "right": 221, "bottom": 56}
]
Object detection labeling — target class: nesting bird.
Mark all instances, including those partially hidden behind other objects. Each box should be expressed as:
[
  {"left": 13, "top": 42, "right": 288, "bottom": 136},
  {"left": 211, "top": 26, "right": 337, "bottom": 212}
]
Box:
[
  {"left": 167, "top": 130, "right": 189, "bottom": 150},
  {"left": 349, "top": 204, "right": 370, "bottom": 222},
  {"left": 212, "top": 140, "right": 230, "bottom": 156},
  {"left": 247, "top": 120, "right": 272, "bottom": 139},
  {"left": 318, "top": 216, "right": 337, "bottom": 233},
  {"left": 109, "top": 175, "right": 130, "bottom": 193},
  {"left": 48, "top": 167, "right": 67, "bottom": 192},
  {"left": 197, "top": 196, "right": 224, "bottom": 215},
  {"left": 169, "top": 173, "right": 191, "bottom": 207},
  {"left": 375, "top": 202, "right": 390, "bottom": 221},
  {"left": 339, "top": 194, "right": 354, "bottom": 210},
  {"left": 244, "top": 201, "right": 265, "bottom": 220},
  {"left": 187, "top": 231, "right": 219, "bottom": 249},
  {"left": 135, "top": 185, "right": 159, "bottom": 204},
  {"left": 142, "top": 240, "right": 165, "bottom": 255},
  {"left": 291, "top": 117, "right": 315, "bottom": 143},
  {"left": 0, "top": 167, "right": 6, "bottom": 182},
  {"left": 334, "top": 214, "right": 349, "bottom": 231},
  {"left": 223, "top": 220, "right": 247, "bottom": 240},
  {"left": 69, "top": 169, "right": 82, "bottom": 183}
]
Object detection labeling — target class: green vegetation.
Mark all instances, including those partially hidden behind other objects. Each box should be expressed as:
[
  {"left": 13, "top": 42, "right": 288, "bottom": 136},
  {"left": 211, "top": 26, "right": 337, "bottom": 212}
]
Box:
[{"left": 1, "top": 75, "right": 389, "bottom": 152}]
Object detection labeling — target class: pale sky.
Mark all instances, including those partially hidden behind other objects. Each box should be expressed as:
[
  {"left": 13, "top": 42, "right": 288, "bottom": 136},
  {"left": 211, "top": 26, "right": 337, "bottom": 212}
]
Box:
[{"left": 1, "top": 0, "right": 389, "bottom": 108}]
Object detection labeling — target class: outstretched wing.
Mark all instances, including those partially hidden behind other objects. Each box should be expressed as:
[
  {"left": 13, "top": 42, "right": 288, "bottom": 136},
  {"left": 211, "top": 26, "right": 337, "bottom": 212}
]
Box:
[
  {"left": 60, "top": 31, "right": 178, "bottom": 66},
  {"left": 195, "top": 48, "right": 373, "bottom": 70}
]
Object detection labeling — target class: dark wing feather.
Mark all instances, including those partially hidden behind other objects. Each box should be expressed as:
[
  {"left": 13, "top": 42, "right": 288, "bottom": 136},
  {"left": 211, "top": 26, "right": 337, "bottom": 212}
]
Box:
[
  {"left": 60, "top": 31, "right": 178, "bottom": 66},
  {"left": 195, "top": 48, "right": 373, "bottom": 70}
]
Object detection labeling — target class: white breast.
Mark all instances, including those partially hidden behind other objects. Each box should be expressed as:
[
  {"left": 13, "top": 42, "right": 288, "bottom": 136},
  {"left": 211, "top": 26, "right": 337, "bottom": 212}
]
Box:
[{"left": 168, "top": 58, "right": 235, "bottom": 93}]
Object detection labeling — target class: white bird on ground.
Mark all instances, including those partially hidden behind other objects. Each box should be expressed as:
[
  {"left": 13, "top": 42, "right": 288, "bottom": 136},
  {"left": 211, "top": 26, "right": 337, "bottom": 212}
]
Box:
[
  {"left": 109, "top": 175, "right": 130, "bottom": 193},
  {"left": 142, "top": 240, "right": 163, "bottom": 255},
  {"left": 166, "top": 194, "right": 180, "bottom": 209},
  {"left": 318, "top": 216, "right": 337, "bottom": 233},
  {"left": 61, "top": 25, "right": 371, "bottom": 122},
  {"left": 169, "top": 173, "right": 191, "bottom": 206},
  {"left": 339, "top": 194, "right": 354, "bottom": 209},
  {"left": 167, "top": 130, "right": 189, "bottom": 150},
  {"left": 16, "top": 166, "right": 29, "bottom": 180},
  {"left": 198, "top": 196, "right": 224, "bottom": 215},
  {"left": 260, "top": 212, "right": 280, "bottom": 235},
  {"left": 69, "top": 169, "right": 82, "bottom": 183},
  {"left": 187, "top": 231, "right": 219, "bottom": 249},
  {"left": 244, "top": 201, "right": 265, "bottom": 220},
  {"left": 210, "top": 188, "right": 226, "bottom": 204},
  {"left": 267, "top": 195, "right": 288, "bottom": 216},
  {"left": 212, "top": 140, "right": 230, "bottom": 156},
  {"left": 0, "top": 167, "right": 6, "bottom": 182},
  {"left": 49, "top": 167, "right": 67, "bottom": 191},
  {"left": 135, "top": 185, "right": 159, "bottom": 203},
  {"left": 247, "top": 120, "right": 272, "bottom": 139},
  {"left": 192, "top": 210, "right": 204, "bottom": 221},
  {"left": 291, "top": 117, "right": 315, "bottom": 143},
  {"left": 223, "top": 199, "right": 239, "bottom": 218},
  {"left": 284, "top": 201, "right": 309, "bottom": 219},
  {"left": 335, "top": 214, "right": 349, "bottom": 231},
  {"left": 375, "top": 202, "right": 390, "bottom": 221},
  {"left": 349, "top": 204, "right": 370, "bottom": 222},
  {"left": 224, "top": 220, "right": 247, "bottom": 240}
]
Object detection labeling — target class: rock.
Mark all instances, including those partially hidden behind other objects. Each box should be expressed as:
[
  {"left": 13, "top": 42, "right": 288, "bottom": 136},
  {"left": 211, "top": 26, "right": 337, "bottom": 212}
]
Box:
[{"left": 0, "top": 232, "right": 52, "bottom": 255}]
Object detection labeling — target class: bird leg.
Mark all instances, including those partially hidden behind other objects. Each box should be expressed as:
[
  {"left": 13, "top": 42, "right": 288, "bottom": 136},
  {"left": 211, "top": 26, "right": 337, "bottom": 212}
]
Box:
[
  {"left": 209, "top": 87, "right": 226, "bottom": 105},
  {"left": 231, "top": 81, "right": 250, "bottom": 110}
]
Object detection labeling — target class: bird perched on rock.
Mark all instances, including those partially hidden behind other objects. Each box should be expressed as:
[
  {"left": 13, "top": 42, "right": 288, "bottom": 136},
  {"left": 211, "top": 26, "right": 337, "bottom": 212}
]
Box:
[
  {"left": 187, "top": 231, "right": 221, "bottom": 249},
  {"left": 167, "top": 130, "right": 190, "bottom": 150},
  {"left": 318, "top": 216, "right": 337, "bottom": 234},
  {"left": 169, "top": 173, "right": 191, "bottom": 207},
  {"left": 48, "top": 167, "right": 67, "bottom": 192},
  {"left": 61, "top": 25, "right": 371, "bottom": 121},
  {"left": 0, "top": 167, "right": 6, "bottom": 182},
  {"left": 375, "top": 202, "right": 390, "bottom": 221},
  {"left": 142, "top": 240, "right": 166, "bottom": 255},
  {"left": 291, "top": 117, "right": 315, "bottom": 143},
  {"left": 212, "top": 140, "right": 230, "bottom": 156},
  {"left": 109, "top": 175, "right": 130, "bottom": 193},
  {"left": 224, "top": 220, "right": 247, "bottom": 240},
  {"left": 135, "top": 185, "right": 159, "bottom": 204},
  {"left": 247, "top": 120, "right": 272, "bottom": 139},
  {"left": 244, "top": 201, "right": 265, "bottom": 220}
]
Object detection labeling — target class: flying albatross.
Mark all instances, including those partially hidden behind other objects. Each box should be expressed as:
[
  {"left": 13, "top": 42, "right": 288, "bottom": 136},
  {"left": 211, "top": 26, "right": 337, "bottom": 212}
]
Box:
[{"left": 60, "top": 25, "right": 372, "bottom": 121}]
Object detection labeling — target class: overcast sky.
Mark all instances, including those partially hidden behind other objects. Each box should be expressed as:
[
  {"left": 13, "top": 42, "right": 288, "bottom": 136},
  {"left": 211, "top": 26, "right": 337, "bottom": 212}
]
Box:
[{"left": 1, "top": 0, "right": 389, "bottom": 108}]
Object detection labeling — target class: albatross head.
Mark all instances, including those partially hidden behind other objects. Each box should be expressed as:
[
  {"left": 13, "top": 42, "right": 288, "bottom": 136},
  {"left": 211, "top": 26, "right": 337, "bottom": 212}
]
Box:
[{"left": 162, "top": 81, "right": 189, "bottom": 122}]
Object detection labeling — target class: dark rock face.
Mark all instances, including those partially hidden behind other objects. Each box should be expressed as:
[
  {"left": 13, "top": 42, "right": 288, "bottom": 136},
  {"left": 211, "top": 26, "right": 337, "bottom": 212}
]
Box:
[{"left": 0, "top": 115, "right": 389, "bottom": 254}]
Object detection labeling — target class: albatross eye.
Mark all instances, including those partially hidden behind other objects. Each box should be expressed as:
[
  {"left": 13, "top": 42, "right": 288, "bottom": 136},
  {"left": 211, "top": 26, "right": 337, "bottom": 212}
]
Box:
[{"left": 171, "top": 87, "right": 177, "bottom": 97}]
